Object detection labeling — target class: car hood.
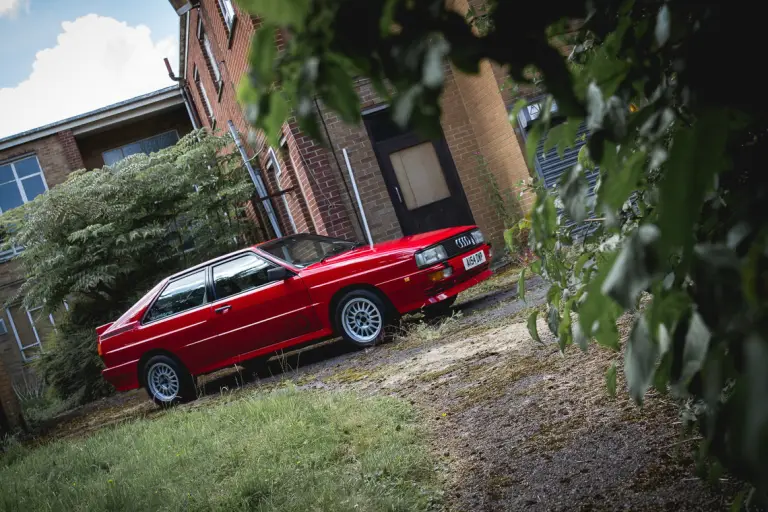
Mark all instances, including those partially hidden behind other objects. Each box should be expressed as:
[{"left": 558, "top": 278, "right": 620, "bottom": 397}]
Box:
[{"left": 306, "top": 226, "right": 476, "bottom": 267}]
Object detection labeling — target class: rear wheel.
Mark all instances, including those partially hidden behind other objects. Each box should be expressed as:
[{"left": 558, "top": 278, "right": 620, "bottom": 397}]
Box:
[
  {"left": 142, "top": 355, "right": 196, "bottom": 407},
  {"left": 335, "top": 290, "right": 391, "bottom": 347}
]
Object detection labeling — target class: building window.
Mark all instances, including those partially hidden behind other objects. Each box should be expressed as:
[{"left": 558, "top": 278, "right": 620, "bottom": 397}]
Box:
[
  {"left": 266, "top": 147, "right": 298, "bottom": 234},
  {"left": 194, "top": 66, "right": 216, "bottom": 126},
  {"left": 218, "top": 0, "right": 236, "bottom": 31},
  {"left": 102, "top": 130, "right": 180, "bottom": 166},
  {"left": 0, "top": 155, "right": 48, "bottom": 213},
  {"left": 197, "top": 18, "right": 222, "bottom": 93},
  {"left": 0, "top": 155, "right": 48, "bottom": 262},
  {"left": 5, "top": 304, "right": 59, "bottom": 362}
]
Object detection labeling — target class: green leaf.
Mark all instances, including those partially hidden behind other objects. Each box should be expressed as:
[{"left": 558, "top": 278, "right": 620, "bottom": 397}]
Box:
[
  {"left": 527, "top": 310, "right": 542, "bottom": 344},
  {"left": 525, "top": 122, "right": 545, "bottom": 168},
  {"left": 678, "top": 311, "right": 711, "bottom": 385},
  {"left": 380, "top": 0, "right": 399, "bottom": 35},
  {"left": 509, "top": 99, "right": 527, "bottom": 125},
  {"left": 657, "top": 108, "right": 730, "bottom": 258},
  {"left": 547, "top": 305, "right": 560, "bottom": 337},
  {"left": 320, "top": 59, "right": 361, "bottom": 124},
  {"left": 518, "top": 267, "right": 526, "bottom": 301},
  {"left": 599, "top": 147, "right": 646, "bottom": 211},
  {"left": 573, "top": 320, "right": 588, "bottom": 353},
  {"left": 606, "top": 363, "right": 617, "bottom": 398},
  {"left": 625, "top": 315, "right": 659, "bottom": 403},
  {"left": 263, "top": 92, "right": 290, "bottom": 147},
  {"left": 601, "top": 225, "right": 661, "bottom": 309},
  {"left": 392, "top": 84, "right": 423, "bottom": 128},
  {"left": 422, "top": 38, "right": 449, "bottom": 89},
  {"left": 573, "top": 252, "right": 593, "bottom": 279},
  {"left": 249, "top": 24, "right": 278, "bottom": 86},
  {"left": 655, "top": 5, "right": 671, "bottom": 47},
  {"left": 557, "top": 299, "right": 574, "bottom": 351},
  {"left": 559, "top": 166, "right": 590, "bottom": 223},
  {"left": 238, "top": 0, "right": 310, "bottom": 28}
]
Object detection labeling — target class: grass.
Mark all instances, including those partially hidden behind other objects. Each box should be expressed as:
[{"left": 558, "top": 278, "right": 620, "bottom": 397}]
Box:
[{"left": 0, "top": 388, "right": 441, "bottom": 512}]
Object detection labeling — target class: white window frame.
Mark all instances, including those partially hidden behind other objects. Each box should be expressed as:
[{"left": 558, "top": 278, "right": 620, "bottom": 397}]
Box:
[
  {"left": 194, "top": 67, "right": 216, "bottom": 124},
  {"left": 6, "top": 302, "right": 66, "bottom": 362},
  {"left": 218, "top": 0, "right": 236, "bottom": 30},
  {"left": 202, "top": 33, "right": 222, "bottom": 85},
  {"left": 101, "top": 130, "right": 180, "bottom": 166},
  {"left": 0, "top": 154, "right": 49, "bottom": 262},
  {"left": 267, "top": 147, "right": 298, "bottom": 234}
]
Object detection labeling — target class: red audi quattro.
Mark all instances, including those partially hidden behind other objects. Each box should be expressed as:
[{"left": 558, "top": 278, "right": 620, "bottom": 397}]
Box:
[{"left": 97, "top": 226, "right": 492, "bottom": 405}]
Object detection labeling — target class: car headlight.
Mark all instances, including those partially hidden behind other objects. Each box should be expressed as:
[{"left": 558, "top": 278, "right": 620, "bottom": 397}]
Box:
[
  {"left": 470, "top": 229, "right": 484, "bottom": 245},
  {"left": 415, "top": 245, "right": 448, "bottom": 268}
]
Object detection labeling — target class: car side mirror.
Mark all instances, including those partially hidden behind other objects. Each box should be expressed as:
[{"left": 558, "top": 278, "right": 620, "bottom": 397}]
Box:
[{"left": 267, "top": 266, "right": 292, "bottom": 281}]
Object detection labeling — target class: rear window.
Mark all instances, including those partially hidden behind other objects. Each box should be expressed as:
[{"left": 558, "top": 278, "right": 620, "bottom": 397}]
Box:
[{"left": 144, "top": 270, "right": 207, "bottom": 323}]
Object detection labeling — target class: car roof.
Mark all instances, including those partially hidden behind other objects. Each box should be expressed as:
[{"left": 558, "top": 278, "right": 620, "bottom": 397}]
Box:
[{"left": 166, "top": 245, "right": 261, "bottom": 280}]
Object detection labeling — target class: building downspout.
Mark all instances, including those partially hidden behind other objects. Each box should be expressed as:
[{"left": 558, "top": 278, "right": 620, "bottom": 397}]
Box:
[
  {"left": 164, "top": 57, "right": 200, "bottom": 130},
  {"left": 227, "top": 121, "right": 283, "bottom": 238}
]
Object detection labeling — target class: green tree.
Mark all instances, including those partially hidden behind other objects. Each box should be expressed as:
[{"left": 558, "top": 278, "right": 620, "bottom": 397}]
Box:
[
  {"left": 0, "top": 130, "right": 259, "bottom": 402},
  {"left": 236, "top": 0, "right": 768, "bottom": 499}
]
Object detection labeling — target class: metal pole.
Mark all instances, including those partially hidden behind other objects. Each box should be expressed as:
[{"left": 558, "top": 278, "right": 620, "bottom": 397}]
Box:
[
  {"left": 342, "top": 148, "right": 374, "bottom": 249},
  {"left": 227, "top": 121, "right": 282, "bottom": 238}
]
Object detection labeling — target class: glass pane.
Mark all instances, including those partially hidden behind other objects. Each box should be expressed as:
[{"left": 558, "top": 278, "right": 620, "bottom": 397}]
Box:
[
  {"left": 389, "top": 142, "right": 450, "bottom": 210},
  {"left": 8, "top": 306, "right": 42, "bottom": 360},
  {"left": 13, "top": 157, "right": 42, "bottom": 177},
  {"left": 213, "top": 254, "right": 272, "bottom": 300},
  {"left": 0, "top": 164, "right": 14, "bottom": 184},
  {"left": 0, "top": 182, "right": 24, "bottom": 212},
  {"left": 141, "top": 132, "right": 178, "bottom": 155},
  {"left": 145, "top": 270, "right": 207, "bottom": 322},
  {"left": 21, "top": 175, "right": 46, "bottom": 201},
  {"left": 103, "top": 149, "right": 124, "bottom": 166},
  {"left": 122, "top": 143, "right": 142, "bottom": 157}
]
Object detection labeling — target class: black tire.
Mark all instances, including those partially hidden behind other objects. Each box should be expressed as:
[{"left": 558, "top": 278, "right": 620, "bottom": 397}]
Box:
[
  {"left": 141, "top": 354, "right": 197, "bottom": 407},
  {"left": 334, "top": 289, "right": 392, "bottom": 348},
  {"left": 423, "top": 295, "right": 458, "bottom": 319}
]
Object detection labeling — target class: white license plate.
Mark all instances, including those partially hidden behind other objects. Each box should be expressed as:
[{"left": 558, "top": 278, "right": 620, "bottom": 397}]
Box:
[{"left": 462, "top": 250, "right": 486, "bottom": 270}]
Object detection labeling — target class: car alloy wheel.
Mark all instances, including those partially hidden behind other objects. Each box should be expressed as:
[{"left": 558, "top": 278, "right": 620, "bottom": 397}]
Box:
[
  {"left": 341, "top": 297, "right": 383, "bottom": 343},
  {"left": 147, "top": 361, "right": 180, "bottom": 403}
]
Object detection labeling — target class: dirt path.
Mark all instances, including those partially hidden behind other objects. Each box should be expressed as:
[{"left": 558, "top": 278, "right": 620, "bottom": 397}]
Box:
[{"left": 37, "top": 270, "right": 737, "bottom": 510}]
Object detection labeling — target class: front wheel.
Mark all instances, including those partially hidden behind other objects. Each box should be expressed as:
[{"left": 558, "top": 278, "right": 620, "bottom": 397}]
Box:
[
  {"left": 142, "top": 355, "right": 197, "bottom": 407},
  {"left": 335, "top": 290, "right": 391, "bottom": 347}
]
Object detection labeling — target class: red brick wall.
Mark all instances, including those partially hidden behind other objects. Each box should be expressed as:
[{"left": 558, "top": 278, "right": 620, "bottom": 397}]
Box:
[
  {"left": 0, "top": 357, "right": 24, "bottom": 434},
  {"left": 76, "top": 107, "right": 193, "bottom": 170},
  {"left": 0, "top": 133, "right": 82, "bottom": 190}
]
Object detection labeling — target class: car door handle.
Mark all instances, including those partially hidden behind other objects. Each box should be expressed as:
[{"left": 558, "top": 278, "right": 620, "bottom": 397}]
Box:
[{"left": 214, "top": 305, "right": 232, "bottom": 314}]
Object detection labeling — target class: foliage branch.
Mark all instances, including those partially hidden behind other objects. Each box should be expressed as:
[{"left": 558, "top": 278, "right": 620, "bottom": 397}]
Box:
[{"left": 236, "top": 0, "right": 768, "bottom": 497}]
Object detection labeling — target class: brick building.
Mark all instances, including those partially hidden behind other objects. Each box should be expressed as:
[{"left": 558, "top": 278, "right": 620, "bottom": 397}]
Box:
[
  {"left": 0, "top": 87, "right": 193, "bottom": 389},
  {"left": 168, "top": 0, "right": 532, "bottom": 250}
]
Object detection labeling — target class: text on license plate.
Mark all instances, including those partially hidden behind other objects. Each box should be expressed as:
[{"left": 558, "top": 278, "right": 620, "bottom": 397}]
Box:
[{"left": 462, "top": 250, "right": 486, "bottom": 270}]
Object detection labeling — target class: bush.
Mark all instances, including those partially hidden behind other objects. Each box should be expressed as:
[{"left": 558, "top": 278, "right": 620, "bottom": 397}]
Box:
[{"left": 1, "top": 130, "right": 261, "bottom": 404}]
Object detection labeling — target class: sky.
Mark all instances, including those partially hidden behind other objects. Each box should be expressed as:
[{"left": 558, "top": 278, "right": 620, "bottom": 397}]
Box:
[{"left": 0, "top": 0, "right": 180, "bottom": 138}]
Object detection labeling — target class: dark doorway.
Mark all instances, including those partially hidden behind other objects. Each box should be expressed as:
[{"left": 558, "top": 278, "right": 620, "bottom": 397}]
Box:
[{"left": 364, "top": 109, "right": 473, "bottom": 235}]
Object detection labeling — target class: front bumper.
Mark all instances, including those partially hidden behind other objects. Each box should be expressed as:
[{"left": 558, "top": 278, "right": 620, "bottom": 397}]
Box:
[{"left": 396, "top": 244, "right": 492, "bottom": 314}]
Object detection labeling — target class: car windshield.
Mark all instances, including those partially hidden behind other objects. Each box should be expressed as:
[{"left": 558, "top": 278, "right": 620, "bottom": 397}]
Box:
[{"left": 259, "top": 234, "right": 359, "bottom": 268}]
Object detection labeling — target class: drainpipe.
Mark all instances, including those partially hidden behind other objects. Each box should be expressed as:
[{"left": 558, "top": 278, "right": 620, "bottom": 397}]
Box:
[
  {"left": 164, "top": 58, "right": 200, "bottom": 129},
  {"left": 227, "top": 121, "right": 283, "bottom": 238}
]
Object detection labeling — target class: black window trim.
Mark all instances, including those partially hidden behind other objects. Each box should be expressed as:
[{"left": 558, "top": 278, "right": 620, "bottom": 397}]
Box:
[
  {"left": 209, "top": 250, "right": 287, "bottom": 302},
  {"left": 141, "top": 268, "right": 210, "bottom": 325}
]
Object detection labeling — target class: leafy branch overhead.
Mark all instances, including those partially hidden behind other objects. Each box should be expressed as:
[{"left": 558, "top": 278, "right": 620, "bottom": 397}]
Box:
[{"left": 236, "top": 0, "right": 768, "bottom": 496}]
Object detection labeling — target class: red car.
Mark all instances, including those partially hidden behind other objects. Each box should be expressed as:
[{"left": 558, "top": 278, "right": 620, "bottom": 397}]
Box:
[{"left": 97, "top": 226, "right": 492, "bottom": 405}]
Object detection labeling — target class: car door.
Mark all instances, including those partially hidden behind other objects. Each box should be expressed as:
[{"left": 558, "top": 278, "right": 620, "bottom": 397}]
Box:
[
  {"left": 208, "top": 251, "right": 314, "bottom": 360},
  {"left": 138, "top": 269, "right": 216, "bottom": 374}
]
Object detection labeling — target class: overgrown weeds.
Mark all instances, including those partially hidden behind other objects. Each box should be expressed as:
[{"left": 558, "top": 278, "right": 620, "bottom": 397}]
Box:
[{"left": 0, "top": 388, "right": 441, "bottom": 512}]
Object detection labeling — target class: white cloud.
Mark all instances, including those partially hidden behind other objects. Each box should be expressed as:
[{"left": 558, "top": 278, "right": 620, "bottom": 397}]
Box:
[
  {"left": 0, "top": 14, "right": 178, "bottom": 138},
  {"left": 0, "top": 0, "right": 21, "bottom": 17}
]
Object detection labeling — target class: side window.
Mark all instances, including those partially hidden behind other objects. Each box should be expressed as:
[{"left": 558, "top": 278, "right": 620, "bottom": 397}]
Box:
[
  {"left": 145, "top": 270, "right": 207, "bottom": 323},
  {"left": 213, "top": 253, "right": 275, "bottom": 300}
]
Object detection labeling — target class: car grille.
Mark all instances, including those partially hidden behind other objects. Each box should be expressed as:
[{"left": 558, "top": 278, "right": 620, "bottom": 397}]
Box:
[{"left": 442, "top": 231, "right": 479, "bottom": 259}]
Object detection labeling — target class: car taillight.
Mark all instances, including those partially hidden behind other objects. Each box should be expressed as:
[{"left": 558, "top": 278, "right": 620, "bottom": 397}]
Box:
[{"left": 97, "top": 342, "right": 103, "bottom": 356}]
